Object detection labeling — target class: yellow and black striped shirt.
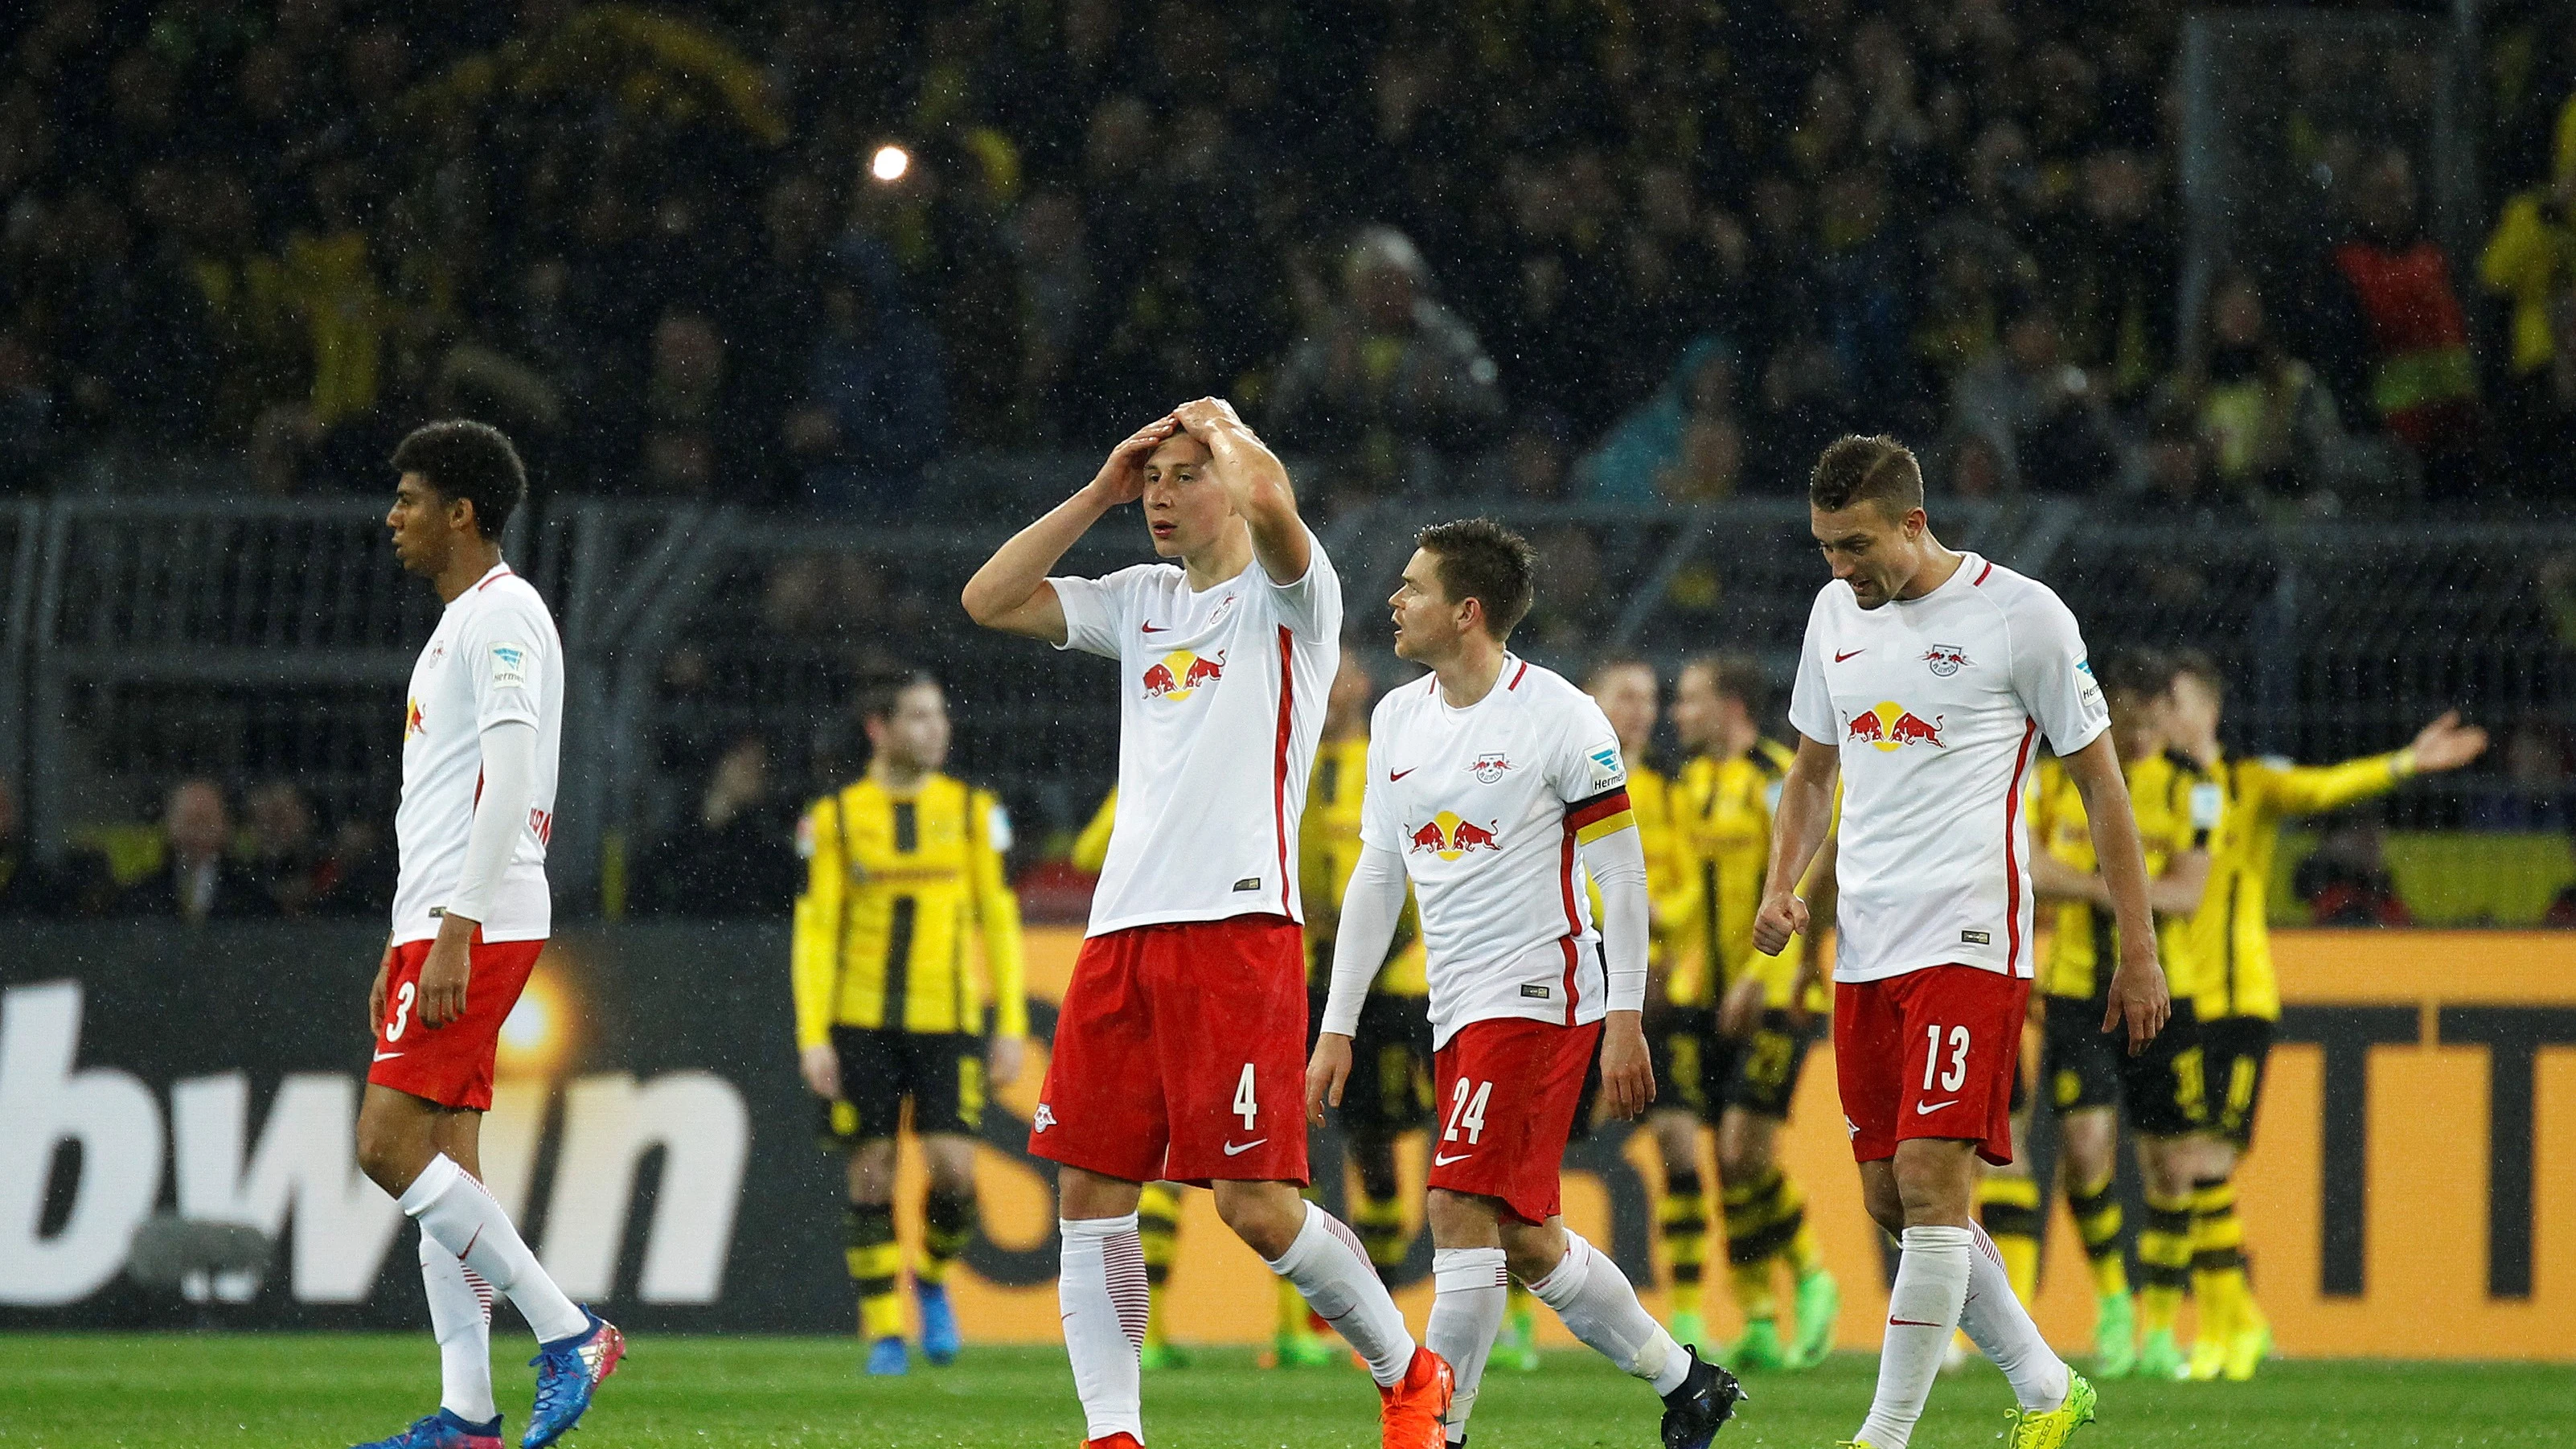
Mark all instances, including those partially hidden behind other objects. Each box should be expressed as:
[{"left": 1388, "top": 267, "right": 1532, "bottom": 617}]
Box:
[
  {"left": 793, "top": 774, "right": 1028, "bottom": 1045},
  {"left": 1671, "top": 738, "right": 1821, "bottom": 1012},
  {"left": 2192, "top": 749, "right": 2409, "bottom": 1022},
  {"left": 2034, "top": 750, "right": 2214, "bottom": 1000}
]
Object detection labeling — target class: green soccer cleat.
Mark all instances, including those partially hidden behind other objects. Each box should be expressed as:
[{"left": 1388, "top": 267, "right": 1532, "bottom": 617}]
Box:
[
  {"left": 1790, "top": 1268, "right": 1840, "bottom": 1368},
  {"left": 2090, "top": 1292, "right": 2135, "bottom": 1380},
  {"left": 1669, "top": 1308, "right": 1708, "bottom": 1354},
  {"left": 2002, "top": 1369, "right": 2097, "bottom": 1449},
  {"left": 2136, "top": 1328, "right": 2188, "bottom": 1381},
  {"left": 1496, "top": 1301, "right": 1542, "bottom": 1372},
  {"left": 1139, "top": 1340, "right": 1192, "bottom": 1371},
  {"left": 1265, "top": 1330, "right": 1341, "bottom": 1369},
  {"left": 2222, "top": 1320, "right": 2273, "bottom": 1382},
  {"left": 1727, "top": 1319, "right": 1790, "bottom": 1373}
]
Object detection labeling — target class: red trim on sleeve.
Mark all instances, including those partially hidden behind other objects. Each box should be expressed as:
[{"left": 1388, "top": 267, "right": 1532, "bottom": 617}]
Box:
[
  {"left": 1973, "top": 560, "right": 1994, "bottom": 586},
  {"left": 1508, "top": 661, "right": 1529, "bottom": 691},
  {"left": 1565, "top": 788, "right": 1633, "bottom": 831},
  {"left": 1556, "top": 819, "right": 1584, "bottom": 1024},
  {"left": 1273, "top": 626, "right": 1295, "bottom": 917},
  {"left": 2002, "top": 716, "right": 2039, "bottom": 974}
]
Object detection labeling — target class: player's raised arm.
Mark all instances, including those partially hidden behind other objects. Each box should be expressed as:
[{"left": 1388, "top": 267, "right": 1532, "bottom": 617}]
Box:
[
  {"left": 962, "top": 413, "right": 1178, "bottom": 640},
  {"left": 2057, "top": 733, "right": 2170, "bottom": 1053},
  {"left": 1170, "top": 397, "right": 1311, "bottom": 586},
  {"left": 1753, "top": 734, "right": 1839, "bottom": 956}
]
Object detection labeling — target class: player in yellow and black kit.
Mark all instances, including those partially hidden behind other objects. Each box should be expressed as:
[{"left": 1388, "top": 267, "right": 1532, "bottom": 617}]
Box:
[
  {"left": 2016, "top": 650, "right": 2213, "bottom": 1381},
  {"left": 794, "top": 672, "right": 1028, "bottom": 1377},
  {"left": 2163, "top": 649, "right": 2487, "bottom": 1381},
  {"left": 1658, "top": 654, "right": 1839, "bottom": 1373}
]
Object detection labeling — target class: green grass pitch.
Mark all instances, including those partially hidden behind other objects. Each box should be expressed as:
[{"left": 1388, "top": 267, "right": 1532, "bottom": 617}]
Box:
[{"left": 0, "top": 1336, "right": 2564, "bottom": 1447}]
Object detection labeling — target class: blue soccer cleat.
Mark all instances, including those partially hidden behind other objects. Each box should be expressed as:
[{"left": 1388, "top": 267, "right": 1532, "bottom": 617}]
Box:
[
  {"left": 522, "top": 1310, "right": 625, "bottom": 1448},
  {"left": 351, "top": 1408, "right": 502, "bottom": 1449},
  {"left": 867, "top": 1336, "right": 910, "bottom": 1375},
  {"left": 917, "top": 1280, "right": 962, "bottom": 1365}
]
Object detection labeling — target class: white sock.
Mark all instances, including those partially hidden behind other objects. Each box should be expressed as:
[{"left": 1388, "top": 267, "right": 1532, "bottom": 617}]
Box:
[
  {"left": 1265, "top": 1201, "right": 1417, "bottom": 1388},
  {"left": 399, "top": 1154, "right": 590, "bottom": 1344},
  {"left": 420, "top": 1230, "right": 496, "bottom": 1425},
  {"left": 1428, "top": 1247, "right": 1507, "bottom": 1442},
  {"left": 1856, "top": 1225, "right": 1974, "bottom": 1449},
  {"left": 1524, "top": 1229, "right": 1690, "bottom": 1395},
  {"left": 1963, "top": 1222, "right": 2070, "bottom": 1410},
  {"left": 1059, "top": 1214, "right": 1147, "bottom": 1442}
]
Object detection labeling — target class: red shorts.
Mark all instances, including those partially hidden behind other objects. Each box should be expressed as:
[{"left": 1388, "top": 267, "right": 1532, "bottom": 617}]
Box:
[
  {"left": 1835, "top": 965, "right": 2028, "bottom": 1167},
  {"left": 1032, "top": 914, "right": 1311, "bottom": 1187},
  {"left": 367, "top": 933, "right": 544, "bottom": 1111},
  {"left": 1428, "top": 1016, "right": 1600, "bottom": 1225}
]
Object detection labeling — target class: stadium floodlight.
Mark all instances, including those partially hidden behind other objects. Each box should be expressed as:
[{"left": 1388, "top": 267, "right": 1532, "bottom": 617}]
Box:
[{"left": 871, "top": 144, "right": 910, "bottom": 183}]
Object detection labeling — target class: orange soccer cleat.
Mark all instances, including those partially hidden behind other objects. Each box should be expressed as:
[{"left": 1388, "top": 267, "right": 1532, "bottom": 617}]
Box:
[
  {"left": 1082, "top": 1435, "right": 1145, "bottom": 1449},
  {"left": 1377, "top": 1347, "right": 1455, "bottom": 1449}
]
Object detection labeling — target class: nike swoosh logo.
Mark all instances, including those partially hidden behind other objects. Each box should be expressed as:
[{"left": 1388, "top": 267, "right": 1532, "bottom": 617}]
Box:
[
  {"left": 1836, "top": 649, "right": 1867, "bottom": 662},
  {"left": 1889, "top": 1317, "right": 1941, "bottom": 1327},
  {"left": 1433, "top": 1151, "right": 1473, "bottom": 1166},
  {"left": 1222, "top": 1139, "right": 1268, "bottom": 1156},
  {"left": 1142, "top": 622, "right": 1170, "bottom": 634},
  {"left": 372, "top": 1051, "right": 403, "bottom": 1061},
  {"left": 1916, "top": 1098, "right": 1959, "bottom": 1114},
  {"left": 1388, "top": 767, "right": 1417, "bottom": 781}
]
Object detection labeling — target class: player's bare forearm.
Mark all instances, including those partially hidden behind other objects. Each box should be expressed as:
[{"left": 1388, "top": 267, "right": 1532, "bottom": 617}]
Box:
[
  {"left": 1599, "top": 1010, "right": 1654, "bottom": 1119},
  {"left": 1175, "top": 398, "right": 1309, "bottom": 584},
  {"left": 1754, "top": 738, "right": 1838, "bottom": 954},
  {"left": 2149, "top": 849, "right": 2212, "bottom": 916},
  {"left": 2029, "top": 850, "right": 2111, "bottom": 905},
  {"left": 960, "top": 489, "right": 1110, "bottom": 639},
  {"left": 418, "top": 912, "right": 477, "bottom": 1029},
  {"left": 1305, "top": 1032, "right": 1355, "bottom": 1123},
  {"left": 2061, "top": 735, "right": 2169, "bottom": 1049}
]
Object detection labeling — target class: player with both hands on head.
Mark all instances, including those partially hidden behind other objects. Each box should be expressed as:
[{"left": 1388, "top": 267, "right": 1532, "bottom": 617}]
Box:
[
  {"left": 966, "top": 400, "right": 1454, "bottom": 1449},
  {"left": 1308, "top": 519, "right": 1746, "bottom": 1449},
  {"left": 1757, "top": 434, "right": 2167, "bottom": 1449},
  {"left": 352, "top": 421, "right": 620, "bottom": 1449},
  {"left": 791, "top": 671, "right": 1028, "bottom": 1376}
]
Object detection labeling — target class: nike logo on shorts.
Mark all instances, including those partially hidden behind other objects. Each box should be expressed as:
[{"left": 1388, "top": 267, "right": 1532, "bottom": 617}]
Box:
[
  {"left": 373, "top": 1051, "right": 403, "bottom": 1061},
  {"left": 1222, "top": 1139, "right": 1267, "bottom": 1156},
  {"left": 1916, "top": 1098, "right": 1959, "bottom": 1114},
  {"left": 1433, "top": 1151, "right": 1473, "bottom": 1166}
]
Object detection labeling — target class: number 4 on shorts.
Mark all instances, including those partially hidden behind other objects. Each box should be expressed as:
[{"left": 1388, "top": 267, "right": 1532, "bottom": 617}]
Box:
[{"left": 1235, "top": 1062, "right": 1258, "bottom": 1130}]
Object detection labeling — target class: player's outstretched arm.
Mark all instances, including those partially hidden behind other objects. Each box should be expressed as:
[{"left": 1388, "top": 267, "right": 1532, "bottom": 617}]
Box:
[
  {"left": 962, "top": 414, "right": 1178, "bottom": 640},
  {"left": 1753, "top": 735, "right": 1840, "bottom": 957},
  {"left": 1171, "top": 397, "right": 1311, "bottom": 586},
  {"left": 2060, "top": 733, "right": 2170, "bottom": 1053}
]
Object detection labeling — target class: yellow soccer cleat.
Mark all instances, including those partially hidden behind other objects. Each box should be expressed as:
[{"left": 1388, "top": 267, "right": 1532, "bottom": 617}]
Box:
[
  {"left": 2187, "top": 1331, "right": 2227, "bottom": 1381},
  {"left": 1832, "top": 1442, "right": 1877, "bottom": 1448},
  {"left": 2003, "top": 1369, "right": 2098, "bottom": 1449},
  {"left": 2222, "top": 1319, "right": 2272, "bottom": 1381}
]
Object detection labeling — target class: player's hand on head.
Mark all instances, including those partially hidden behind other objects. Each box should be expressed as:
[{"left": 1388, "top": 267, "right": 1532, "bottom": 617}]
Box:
[
  {"left": 2104, "top": 950, "right": 2170, "bottom": 1056},
  {"left": 988, "top": 1034, "right": 1026, "bottom": 1088},
  {"left": 1305, "top": 1033, "right": 1353, "bottom": 1125},
  {"left": 2409, "top": 709, "right": 2489, "bottom": 773},
  {"left": 799, "top": 1042, "right": 841, "bottom": 1098},
  {"left": 1089, "top": 415, "right": 1177, "bottom": 505},
  {"left": 1751, "top": 889, "right": 1807, "bottom": 957},
  {"left": 1171, "top": 396, "right": 1242, "bottom": 434},
  {"left": 1599, "top": 1012, "right": 1655, "bottom": 1119}
]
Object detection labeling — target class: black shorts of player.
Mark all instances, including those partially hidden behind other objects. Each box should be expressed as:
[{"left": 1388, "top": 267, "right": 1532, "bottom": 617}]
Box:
[
  {"left": 1648, "top": 1005, "right": 1815, "bottom": 1121},
  {"left": 1342, "top": 992, "right": 1434, "bottom": 1141},
  {"left": 2114, "top": 995, "right": 2207, "bottom": 1138},
  {"left": 1648, "top": 1005, "right": 1722, "bottom": 1120},
  {"left": 1725, "top": 1008, "right": 1819, "bottom": 1118},
  {"left": 2041, "top": 992, "right": 2124, "bottom": 1117},
  {"left": 2197, "top": 1014, "right": 2274, "bottom": 1149},
  {"left": 818, "top": 1026, "right": 984, "bottom": 1148}
]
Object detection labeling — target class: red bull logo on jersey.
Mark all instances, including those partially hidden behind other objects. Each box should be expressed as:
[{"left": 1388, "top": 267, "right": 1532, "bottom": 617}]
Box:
[
  {"left": 1846, "top": 701, "right": 1945, "bottom": 750},
  {"left": 1143, "top": 648, "right": 1225, "bottom": 701},
  {"left": 1408, "top": 811, "right": 1501, "bottom": 862}
]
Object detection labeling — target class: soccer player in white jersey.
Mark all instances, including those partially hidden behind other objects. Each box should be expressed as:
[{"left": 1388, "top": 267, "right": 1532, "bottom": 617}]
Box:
[
  {"left": 1750, "top": 435, "right": 2168, "bottom": 1449},
  {"left": 352, "top": 421, "right": 620, "bottom": 1449},
  {"left": 965, "top": 399, "right": 1453, "bottom": 1449},
  {"left": 1307, "top": 519, "right": 1747, "bottom": 1449}
]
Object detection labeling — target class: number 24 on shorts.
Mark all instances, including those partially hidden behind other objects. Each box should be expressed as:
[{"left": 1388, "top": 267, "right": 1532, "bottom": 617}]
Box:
[
  {"left": 1444, "top": 1078, "right": 1493, "bottom": 1144},
  {"left": 1923, "top": 1024, "right": 1971, "bottom": 1094}
]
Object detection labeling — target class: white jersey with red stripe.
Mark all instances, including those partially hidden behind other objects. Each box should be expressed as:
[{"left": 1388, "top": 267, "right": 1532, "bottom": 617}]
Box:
[
  {"left": 1052, "top": 533, "right": 1341, "bottom": 935},
  {"left": 392, "top": 562, "right": 562, "bottom": 946},
  {"left": 1786, "top": 552, "right": 2107, "bottom": 984},
  {"left": 1361, "top": 656, "right": 1631, "bottom": 1049}
]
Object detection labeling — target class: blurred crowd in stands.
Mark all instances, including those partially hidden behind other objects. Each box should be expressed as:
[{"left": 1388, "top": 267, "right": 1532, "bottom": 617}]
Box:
[{"left": 1, "top": 1, "right": 2571, "bottom": 518}]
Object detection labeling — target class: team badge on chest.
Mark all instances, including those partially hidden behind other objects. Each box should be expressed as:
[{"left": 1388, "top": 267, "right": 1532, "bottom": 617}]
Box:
[
  {"left": 1922, "top": 644, "right": 1970, "bottom": 677},
  {"left": 1469, "top": 752, "right": 1512, "bottom": 783}
]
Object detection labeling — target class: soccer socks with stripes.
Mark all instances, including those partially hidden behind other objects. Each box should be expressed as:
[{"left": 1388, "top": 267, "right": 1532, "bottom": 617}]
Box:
[
  {"left": 419, "top": 1229, "right": 498, "bottom": 1426},
  {"left": 1265, "top": 1201, "right": 1417, "bottom": 1388},
  {"left": 1526, "top": 1229, "right": 1692, "bottom": 1394},
  {"left": 2137, "top": 1194, "right": 2196, "bottom": 1336},
  {"left": 2066, "top": 1173, "right": 2132, "bottom": 1299},
  {"left": 399, "top": 1153, "right": 589, "bottom": 1344},
  {"left": 1428, "top": 1247, "right": 1507, "bottom": 1444},
  {"left": 1960, "top": 1222, "right": 2070, "bottom": 1411},
  {"left": 1976, "top": 1174, "right": 2044, "bottom": 1304},
  {"left": 2189, "top": 1176, "right": 2249, "bottom": 1338},
  {"left": 1354, "top": 1191, "right": 1413, "bottom": 1285},
  {"left": 1856, "top": 1225, "right": 1971, "bottom": 1449},
  {"left": 847, "top": 1202, "right": 904, "bottom": 1341},
  {"left": 1137, "top": 1184, "right": 1181, "bottom": 1351},
  {"left": 1059, "top": 1214, "right": 1147, "bottom": 1442},
  {"left": 1659, "top": 1168, "right": 1711, "bottom": 1300},
  {"left": 1722, "top": 1167, "right": 1807, "bottom": 1325},
  {"left": 918, "top": 1187, "right": 978, "bottom": 1287}
]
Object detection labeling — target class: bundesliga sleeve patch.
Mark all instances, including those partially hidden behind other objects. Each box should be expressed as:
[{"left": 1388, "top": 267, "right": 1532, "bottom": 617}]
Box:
[
  {"left": 490, "top": 642, "right": 529, "bottom": 689},
  {"left": 1585, "top": 741, "right": 1626, "bottom": 790}
]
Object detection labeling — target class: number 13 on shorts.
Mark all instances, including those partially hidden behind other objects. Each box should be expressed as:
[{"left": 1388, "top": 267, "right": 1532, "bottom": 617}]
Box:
[{"left": 1924, "top": 1024, "right": 1971, "bottom": 1093}]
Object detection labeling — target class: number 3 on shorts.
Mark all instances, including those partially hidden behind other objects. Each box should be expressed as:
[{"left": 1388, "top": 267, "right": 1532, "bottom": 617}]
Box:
[
  {"left": 1923, "top": 1024, "right": 1969, "bottom": 1093},
  {"left": 1234, "top": 1062, "right": 1258, "bottom": 1130}
]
